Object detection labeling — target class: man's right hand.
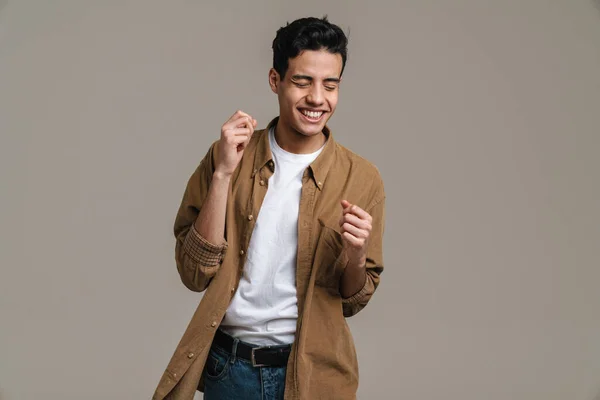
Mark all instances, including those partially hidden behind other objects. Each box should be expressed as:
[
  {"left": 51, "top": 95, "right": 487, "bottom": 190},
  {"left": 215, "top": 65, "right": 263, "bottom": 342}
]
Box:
[{"left": 214, "top": 110, "right": 257, "bottom": 178}]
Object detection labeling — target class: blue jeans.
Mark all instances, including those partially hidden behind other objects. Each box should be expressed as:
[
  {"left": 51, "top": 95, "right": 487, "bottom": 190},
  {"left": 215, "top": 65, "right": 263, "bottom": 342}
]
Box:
[{"left": 203, "top": 333, "right": 288, "bottom": 400}]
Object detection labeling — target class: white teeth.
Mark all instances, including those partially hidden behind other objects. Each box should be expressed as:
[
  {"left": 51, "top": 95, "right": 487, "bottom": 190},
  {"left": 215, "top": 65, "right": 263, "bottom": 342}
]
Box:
[{"left": 302, "top": 110, "right": 323, "bottom": 119}]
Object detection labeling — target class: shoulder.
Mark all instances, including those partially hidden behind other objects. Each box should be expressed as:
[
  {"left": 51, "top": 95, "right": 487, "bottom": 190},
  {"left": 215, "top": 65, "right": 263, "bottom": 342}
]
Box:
[
  {"left": 333, "top": 142, "right": 386, "bottom": 208},
  {"left": 334, "top": 142, "right": 380, "bottom": 172}
]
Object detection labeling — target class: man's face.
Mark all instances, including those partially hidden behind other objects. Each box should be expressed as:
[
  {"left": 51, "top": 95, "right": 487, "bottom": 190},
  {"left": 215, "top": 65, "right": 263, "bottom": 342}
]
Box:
[{"left": 269, "top": 49, "right": 343, "bottom": 138}]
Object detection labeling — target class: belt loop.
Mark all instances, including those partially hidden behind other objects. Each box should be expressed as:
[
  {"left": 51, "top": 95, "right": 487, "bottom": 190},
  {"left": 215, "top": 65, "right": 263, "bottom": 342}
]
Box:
[{"left": 230, "top": 337, "right": 239, "bottom": 364}]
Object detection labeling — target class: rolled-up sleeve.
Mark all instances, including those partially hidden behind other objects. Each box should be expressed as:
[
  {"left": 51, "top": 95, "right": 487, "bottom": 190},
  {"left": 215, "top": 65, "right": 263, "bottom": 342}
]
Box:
[
  {"left": 182, "top": 224, "right": 228, "bottom": 266},
  {"left": 342, "top": 195, "right": 385, "bottom": 317},
  {"left": 173, "top": 140, "right": 228, "bottom": 292}
]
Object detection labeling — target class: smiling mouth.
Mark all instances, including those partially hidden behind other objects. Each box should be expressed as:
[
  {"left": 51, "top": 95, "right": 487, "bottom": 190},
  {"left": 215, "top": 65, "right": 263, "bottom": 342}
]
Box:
[{"left": 299, "top": 109, "right": 326, "bottom": 121}]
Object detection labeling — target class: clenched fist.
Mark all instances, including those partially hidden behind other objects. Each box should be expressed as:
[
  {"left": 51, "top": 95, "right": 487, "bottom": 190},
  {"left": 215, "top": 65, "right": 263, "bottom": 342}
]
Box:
[
  {"left": 339, "top": 199, "right": 372, "bottom": 268},
  {"left": 214, "top": 110, "right": 258, "bottom": 177}
]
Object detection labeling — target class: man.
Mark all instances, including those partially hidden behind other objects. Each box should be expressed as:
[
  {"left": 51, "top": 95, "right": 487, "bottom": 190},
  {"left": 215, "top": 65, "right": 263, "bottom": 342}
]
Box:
[{"left": 153, "top": 16, "right": 385, "bottom": 400}]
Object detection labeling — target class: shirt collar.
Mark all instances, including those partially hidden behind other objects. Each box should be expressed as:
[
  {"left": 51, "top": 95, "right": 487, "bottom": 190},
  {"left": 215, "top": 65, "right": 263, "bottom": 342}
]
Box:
[{"left": 253, "top": 116, "right": 336, "bottom": 190}]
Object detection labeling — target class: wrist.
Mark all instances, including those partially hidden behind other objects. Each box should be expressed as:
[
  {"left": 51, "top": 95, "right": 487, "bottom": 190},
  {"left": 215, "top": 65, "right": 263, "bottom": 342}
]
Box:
[
  {"left": 346, "top": 253, "right": 367, "bottom": 270},
  {"left": 213, "top": 170, "right": 232, "bottom": 181}
]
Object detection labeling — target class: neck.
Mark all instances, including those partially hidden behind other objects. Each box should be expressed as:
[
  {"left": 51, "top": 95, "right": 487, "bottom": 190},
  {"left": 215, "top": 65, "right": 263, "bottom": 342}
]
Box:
[{"left": 274, "top": 120, "right": 326, "bottom": 154}]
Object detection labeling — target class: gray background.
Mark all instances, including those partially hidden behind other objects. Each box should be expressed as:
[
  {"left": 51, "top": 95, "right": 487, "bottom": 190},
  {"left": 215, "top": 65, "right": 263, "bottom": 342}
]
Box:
[{"left": 1, "top": 1, "right": 599, "bottom": 399}]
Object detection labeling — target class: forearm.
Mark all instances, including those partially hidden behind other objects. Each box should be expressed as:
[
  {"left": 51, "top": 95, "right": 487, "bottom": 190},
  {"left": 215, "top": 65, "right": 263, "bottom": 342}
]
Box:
[
  {"left": 339, "top": 195, "right": 385, "bottom": 317},
  {"left": 175, "top": 113, "right": 254, "bottom": 292},
  {"left": 176, "top": 171, "right": 230, "bottom": 292},
  {"left": 339, "top": 257, "right": 367, "bottom": 299},
  {"left": 193, "top": 171, "right": 231, "bottom": 245}
]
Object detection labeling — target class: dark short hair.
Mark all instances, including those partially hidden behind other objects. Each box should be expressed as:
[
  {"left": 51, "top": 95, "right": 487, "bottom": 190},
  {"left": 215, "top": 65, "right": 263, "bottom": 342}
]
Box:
[{"left": 272, "top": 16, "right": 348, "bottom": 80}]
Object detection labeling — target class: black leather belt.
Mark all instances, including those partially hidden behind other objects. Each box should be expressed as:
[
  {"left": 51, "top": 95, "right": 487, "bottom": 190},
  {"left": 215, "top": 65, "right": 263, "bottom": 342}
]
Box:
[{"left": 213, "top": 329, "right": 292, "bottom": 368}]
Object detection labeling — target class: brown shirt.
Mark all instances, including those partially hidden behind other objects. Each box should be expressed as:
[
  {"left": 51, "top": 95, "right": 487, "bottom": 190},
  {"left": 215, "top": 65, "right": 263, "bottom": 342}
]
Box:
[{"left": 153, "top": 117, "right": 386, "bottom": 400}]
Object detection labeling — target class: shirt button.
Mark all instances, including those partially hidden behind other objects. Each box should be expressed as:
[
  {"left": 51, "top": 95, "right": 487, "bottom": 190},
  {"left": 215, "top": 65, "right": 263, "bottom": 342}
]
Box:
[
  {"left": 269, "top": 161, "right": 274, "bottom": 168},
  {"left": 239, "top": 249, "right": 245, "bottom": 256},
  {"left": 211, "top": 321, "right": 217, "bottom": 328},
  {"left": 317, "top": 181, "right": 322, "bottom": 187},
  {"left": 259, "top": 180, "right": 265, "bottom": 186},
  {"left": 187, "top": 352, "right": 195, "bottom": 359},
  {"left": 231, "top": 287, "right": 236, "bottom": 293},
  {"left": 247, "top": 215, "right": 253, "bottom": 221}
]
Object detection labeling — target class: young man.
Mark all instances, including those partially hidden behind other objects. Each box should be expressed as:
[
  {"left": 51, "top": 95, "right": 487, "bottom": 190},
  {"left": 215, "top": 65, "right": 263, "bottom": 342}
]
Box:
[{"left": 153, "top": 16, "right": 385, "bottom": 400}]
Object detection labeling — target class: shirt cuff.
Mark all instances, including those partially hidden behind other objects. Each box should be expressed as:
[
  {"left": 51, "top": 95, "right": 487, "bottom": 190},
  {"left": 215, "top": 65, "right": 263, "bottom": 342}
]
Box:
[
  {"left": 182, "top": 224, "right": 228, "bottom": 266},
  {"left": 342, "top": 272, "right": 374, "bottom": 306}
]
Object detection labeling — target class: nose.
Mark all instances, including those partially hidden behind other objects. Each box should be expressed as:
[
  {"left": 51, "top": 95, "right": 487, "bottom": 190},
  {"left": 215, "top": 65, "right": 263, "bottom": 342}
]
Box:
[{"left": 306, "top": 85, "right": 325, "bottom": 106}]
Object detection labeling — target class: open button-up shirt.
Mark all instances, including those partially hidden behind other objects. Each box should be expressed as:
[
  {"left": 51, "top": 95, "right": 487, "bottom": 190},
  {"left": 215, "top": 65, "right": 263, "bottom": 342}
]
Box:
[{"left": 153, "top": 117, "right": 386, "bottom": 400}]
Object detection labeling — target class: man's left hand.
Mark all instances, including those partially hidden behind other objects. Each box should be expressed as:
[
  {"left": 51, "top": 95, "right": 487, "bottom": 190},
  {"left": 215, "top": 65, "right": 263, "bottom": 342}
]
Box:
[{"left": 339, "top": 199, "right": 372, "bottom": 268}]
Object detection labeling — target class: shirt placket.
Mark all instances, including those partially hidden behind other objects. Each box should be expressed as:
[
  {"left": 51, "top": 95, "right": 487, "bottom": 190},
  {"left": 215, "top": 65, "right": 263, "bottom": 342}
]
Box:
[
  {"left": 291, "top": 167, "right": 318, "bottom": 394},
  {"left": 240, "top": 163, "right": 274, "bottom": 268}
]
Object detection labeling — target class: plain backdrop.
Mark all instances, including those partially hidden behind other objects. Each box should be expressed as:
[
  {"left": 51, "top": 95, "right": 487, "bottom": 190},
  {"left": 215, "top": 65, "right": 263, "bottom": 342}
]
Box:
[{"left": 1, "top": 1, "right": 599, "bottom": 399}]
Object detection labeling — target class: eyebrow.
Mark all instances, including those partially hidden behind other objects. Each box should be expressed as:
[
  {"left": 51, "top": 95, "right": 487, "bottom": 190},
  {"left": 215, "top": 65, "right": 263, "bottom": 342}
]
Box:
[{"left": 291, "top": 74, "right": 341, "bottom": 83}]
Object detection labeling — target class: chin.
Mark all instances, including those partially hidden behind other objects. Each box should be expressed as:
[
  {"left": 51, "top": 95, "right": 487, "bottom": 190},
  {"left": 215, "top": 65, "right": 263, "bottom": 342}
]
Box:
[
  {"left": 297, "top": 116, "right": 331, "bottom": 136},
  {"left": 294, "top": 123, "right": 325, "bottom": 137}
]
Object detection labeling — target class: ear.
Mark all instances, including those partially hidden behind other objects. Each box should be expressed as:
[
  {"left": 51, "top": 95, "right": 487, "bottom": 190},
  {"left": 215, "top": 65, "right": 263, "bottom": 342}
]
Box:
[{"left": 268, "top": 68, "right": 280, "bottom": 94}]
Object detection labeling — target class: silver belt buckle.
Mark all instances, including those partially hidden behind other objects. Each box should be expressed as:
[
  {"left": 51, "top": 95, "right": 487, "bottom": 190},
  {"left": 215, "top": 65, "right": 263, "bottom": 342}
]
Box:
[{"left": 251, "top": 346, "right": 267, "bottom": 367}]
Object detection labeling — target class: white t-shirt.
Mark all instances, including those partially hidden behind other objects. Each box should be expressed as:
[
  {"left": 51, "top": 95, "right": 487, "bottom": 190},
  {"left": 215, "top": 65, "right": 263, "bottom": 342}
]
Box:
[{"left": 219, "top": 126, "right": 324, "bottom": 346}]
